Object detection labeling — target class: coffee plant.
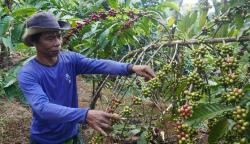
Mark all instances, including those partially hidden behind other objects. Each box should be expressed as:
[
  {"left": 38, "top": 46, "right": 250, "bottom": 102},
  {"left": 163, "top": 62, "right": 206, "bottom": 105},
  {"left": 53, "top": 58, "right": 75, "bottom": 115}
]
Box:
[{"left": 1, "top": 0, "right": 250, "bottom": 143}]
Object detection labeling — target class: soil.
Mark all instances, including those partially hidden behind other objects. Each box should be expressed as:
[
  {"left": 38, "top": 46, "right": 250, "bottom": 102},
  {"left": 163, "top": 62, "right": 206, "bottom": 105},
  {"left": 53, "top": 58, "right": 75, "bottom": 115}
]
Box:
[
  {"left": 0, "top": 76, "right": 183, "bottom": 144},
  {"left": 0, "top": 76, "right": 95, "bottom": 144}
]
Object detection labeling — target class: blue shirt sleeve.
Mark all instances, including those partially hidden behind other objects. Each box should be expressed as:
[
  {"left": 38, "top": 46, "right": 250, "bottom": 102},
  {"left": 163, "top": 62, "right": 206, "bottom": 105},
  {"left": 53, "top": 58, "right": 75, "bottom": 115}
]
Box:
[
  {"left": 17, "top": 71, "right": 89, "bottom": 124},
  {"left": 73, "top": 52, "right": 132, "bottom": 75}
]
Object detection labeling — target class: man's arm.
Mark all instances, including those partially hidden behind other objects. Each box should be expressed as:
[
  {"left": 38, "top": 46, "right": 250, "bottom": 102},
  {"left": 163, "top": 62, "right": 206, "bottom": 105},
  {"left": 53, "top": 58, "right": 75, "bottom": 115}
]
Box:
[
  {"left": 17, "top": 71, "right": 88, "bottom": 124},
  {"left": 73, "top": 52, "right": 155, "bottom": 79},
  {"left": 74, "top": 52, "right": 131, "bottom": 76}
]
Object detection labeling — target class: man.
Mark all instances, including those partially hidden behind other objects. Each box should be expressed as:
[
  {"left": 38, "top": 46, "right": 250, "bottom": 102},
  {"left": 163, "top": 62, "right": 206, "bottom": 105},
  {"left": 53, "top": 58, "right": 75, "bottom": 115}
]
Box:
[{"left": 17, "top": 12, "right": 155, "bottom": 144}]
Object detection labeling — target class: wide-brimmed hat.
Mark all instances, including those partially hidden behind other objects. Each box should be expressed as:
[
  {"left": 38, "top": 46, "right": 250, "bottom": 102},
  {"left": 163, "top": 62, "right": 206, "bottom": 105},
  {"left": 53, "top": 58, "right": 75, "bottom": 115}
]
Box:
[{"left": 22, "top": 11, "right": 71, "bottom": 46}]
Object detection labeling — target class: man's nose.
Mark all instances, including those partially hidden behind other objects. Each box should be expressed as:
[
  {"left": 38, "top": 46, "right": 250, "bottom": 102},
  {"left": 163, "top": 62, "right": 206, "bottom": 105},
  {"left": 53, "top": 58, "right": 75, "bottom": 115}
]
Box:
[{"left": 54, "top": 38, "right": 62, "bottom": 47}]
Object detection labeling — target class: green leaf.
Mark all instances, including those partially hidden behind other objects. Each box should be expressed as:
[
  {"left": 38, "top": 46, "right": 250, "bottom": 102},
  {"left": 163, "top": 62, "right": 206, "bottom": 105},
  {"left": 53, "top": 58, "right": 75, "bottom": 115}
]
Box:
[
  {"left": 137, "top": 131, "right": 147, "bottom": 144},
  {"left": 12, "top": 6, "right": 37, "bottom": 17},
  {"left": 177, "top": 11, "right": 198, "bottom": 38},
  {"left": 184, "top": 103, "right": 234, "bottom": 125},
  {"left": 208, "top": 118, "right": 230, "bottom": 143},
  {"left": 243, "top": 83, "right": 250, "bottom": 97},
  {"left": 11, "top": 23, "right": 24, "bottom": 42},
  {"left": 0, "top": 16, "right": 13, "bottom": 36},
  {"left": 199, "top": 10, "right": 207, "bottom": 28},
  {"left": 167, "top": 16, "right": 175, "bottom": 27},
  {"left": 237, "top": 18, "right": 250, "bottom": 39},
  {"left": 2, "top": 36, "right": 13, "bottom": 49},
  {"left": 98, "top": 23, "right": 118, "bottom": 49},
  {"left": 175, "top": 80, "right": 188, "bottom": 98},
  {"left": 108, "top": 0, "right": 119, "bottom": 8},
  {"left": 3, "top": 81, "right": 23, "bottom": 101},
  {"left": 161, "top": 2, "right": 179, "bottom": 12},
  {"left": 246, "top": 101, "right": 250, "bottom": 121},
  {"left": 129, "top": 128, "right": 141, "bottom": 136},
  {"left": 215, "top": 24, "right": 229, "bottom": 37}
]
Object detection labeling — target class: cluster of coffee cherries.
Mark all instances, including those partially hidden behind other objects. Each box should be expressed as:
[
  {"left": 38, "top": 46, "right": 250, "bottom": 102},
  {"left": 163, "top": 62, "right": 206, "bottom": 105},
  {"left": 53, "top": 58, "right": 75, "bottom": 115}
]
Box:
[
  {"left": 232, "top": 138, "right": 248, "bottom": 144},
  {"left": 191, "top": 45, "right": 208, "bottom": 57},
  {"left": 183, "top": 90, "right": 201, "bottom": 101},
  {"left": 216, "top": 57, "right": 238, "bottom": 71},
  {"left": 88, "top": 134, "right": 104, "bottom": 144},
  {"left": 186, "top": 71, "right": 204, "bottom": 88},
  {"left": 142, "top": 64, "right": 171, "bottom": 97},
  {"left": 219, "top": 72, "right": 239, "bottom": 85},
  {"left": 63, "top": 8, "right": 149, "bottom": 42},
  {"left": 106, "top": 98, "right": 121, "bottom": 113},
  {"left": 175, "top": 121, "right": 194, "bottom": 144},
  {"left": 223, "top": 88, "right": 244, "bottom": 103},
  {"left": 122, "top": 106, "right": 133, "bottom": 117},
  {"left": 232, "top": 106, "right": 249, "bottom": 133},
  {"left": 223, "top": 133, "right": 248, "bottom": 144},
  {"left": 121, "top": 10, "right": 141, "bottom": 31},
  {"left": 217, "top": 44, "right": 233, "bottom": 57},
  {"left": 207, "top": 117, "right": 218, "bottom": 130},
  {"left": 191, "top": 45, "right": 209, "bottom": 70},
  {"left": 63, "top": 9, "right": 118, "bottom": 42},
  {"left": 192, "top": 58, "right": 206, "bottom": 69},
  {"left": 178, "top": 104, "right": 193, "bottom": 119},
  {"left": 214, "top": 15, "right": 230, "bottom": 24},
  {"left": 132, "top": 96, "right": 142, "bottom": 105},
  {"left": 145, "top": 129, "right": 153, "bottom": 142}
]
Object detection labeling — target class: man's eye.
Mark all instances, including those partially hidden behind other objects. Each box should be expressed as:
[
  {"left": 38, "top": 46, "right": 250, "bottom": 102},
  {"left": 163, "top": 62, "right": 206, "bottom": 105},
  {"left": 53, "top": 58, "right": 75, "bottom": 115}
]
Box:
[{"left": 46, "top": 37, "right": 54, "bottom": 40}]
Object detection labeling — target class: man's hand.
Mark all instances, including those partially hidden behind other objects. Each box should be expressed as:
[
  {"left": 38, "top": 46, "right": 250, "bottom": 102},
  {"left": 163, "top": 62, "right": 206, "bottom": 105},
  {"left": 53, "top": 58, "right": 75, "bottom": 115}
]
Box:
[
  {"left": 86, "top": 110, "right": 121, "bottom": 136},
  {"left": 131, "top": 65, "right": 155, "bottom": 80}
]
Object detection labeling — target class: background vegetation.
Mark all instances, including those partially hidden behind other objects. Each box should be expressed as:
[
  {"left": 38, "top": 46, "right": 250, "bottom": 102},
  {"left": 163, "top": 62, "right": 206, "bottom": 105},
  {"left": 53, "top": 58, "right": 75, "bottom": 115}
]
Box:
[{"left": 0, "top": 0, "right": 250, "bottom": 143}]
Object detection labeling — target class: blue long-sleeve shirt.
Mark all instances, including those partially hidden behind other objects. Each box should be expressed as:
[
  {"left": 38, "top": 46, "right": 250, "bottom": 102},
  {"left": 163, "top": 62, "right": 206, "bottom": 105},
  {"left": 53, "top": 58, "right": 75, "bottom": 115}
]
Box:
[{"left": 17, "top": 51, "right": 132, "bottom": 144}]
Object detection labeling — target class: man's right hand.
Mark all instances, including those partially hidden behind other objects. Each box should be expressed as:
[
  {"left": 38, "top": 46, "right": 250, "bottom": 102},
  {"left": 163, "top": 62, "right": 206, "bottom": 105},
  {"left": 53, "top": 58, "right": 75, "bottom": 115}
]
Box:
[{"left": 86, "top": 110, "right": 121, "bottom": 136}]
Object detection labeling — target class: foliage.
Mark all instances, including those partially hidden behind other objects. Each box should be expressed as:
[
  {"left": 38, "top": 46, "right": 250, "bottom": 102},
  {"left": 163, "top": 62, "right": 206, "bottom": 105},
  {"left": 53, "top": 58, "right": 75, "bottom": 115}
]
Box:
[{"left": 0, "top": 0, "right": 250, "bottom": 143}]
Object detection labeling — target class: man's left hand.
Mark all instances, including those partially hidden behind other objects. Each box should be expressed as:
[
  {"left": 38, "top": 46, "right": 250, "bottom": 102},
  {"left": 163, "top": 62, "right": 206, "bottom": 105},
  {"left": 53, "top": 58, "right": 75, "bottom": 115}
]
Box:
[{"left": 131, "top": 65, "right": 155, "bottom": 80}]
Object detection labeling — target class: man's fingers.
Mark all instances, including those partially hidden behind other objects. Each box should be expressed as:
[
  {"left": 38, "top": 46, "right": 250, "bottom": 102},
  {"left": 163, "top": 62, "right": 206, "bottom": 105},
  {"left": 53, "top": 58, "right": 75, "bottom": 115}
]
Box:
[
  {"left": 139, "top": 72, "right": 152, "bottom": 80},
  {"left": 105, "top": 113, "right": 122, "bottom": 120},
  {"left": 100, "top": 119, "right": 111, "bottom": 126},
  {"left": 93, "top": 125, "right": 107, "bottom": 137},
  {"left": 144, "top": 67, "right": 156, "bottom": 78},
  {"left": 148, "top": 69, "right": 156, "bottom": 78},
  {"left": 101, "top": 123, "right": 113, "bottom": 131}
]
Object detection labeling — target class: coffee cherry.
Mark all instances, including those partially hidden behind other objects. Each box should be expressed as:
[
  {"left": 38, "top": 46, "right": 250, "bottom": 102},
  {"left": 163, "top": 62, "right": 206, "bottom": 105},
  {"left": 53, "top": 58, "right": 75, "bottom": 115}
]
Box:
[
  {"left": 178, "top": 104, "right": 193, "bottom": 119},
  {"left": 98, "top": 11, "right": 107, "bottom": 19},
  {"left": 219, "top": 72, "right": 239, "bottom": 85},
  {"left": 76, "top": 22, "right": 83, "bottom": 29},
  {"left": 191, "top": 45, "right": 208, "bottom": 58},
  {"left": 184, "top": 90, "right": 202, "bottom": 102},
  {"left": 217, "top": 57, "right": 238, "bottom": 72},
  {"left": 187, "top": 71, "right": 204, "bottom": 87},
  {"left": 232, "top": 106, "right": 248, "bottom": 133},
  {"left": 142, "top": 87, "right": 151, "bottom": 97},
  {"left": 127, "top": 10, "right": 135, "bottom": 18},
  {"left": 217, "top": 44, "right": 233, "bottom": 56},
  {"left": 122, "top": 106, "right": 133, "bottom": 117},
  {"left": 192, "top": 58, "right": 206, "bottom": 69},
  {"left": 83, "top": 18, "right": 91, "bottom": 25},
  {"left": 132, "top": 96, "right": 142, "bottom": 105},
  {"left": 223, "top": 88, "right": 244, "bottom": 103},
  {"left": 91, "top": 13, "right": 99, "bottom": 21},
  {"left": 89, "top": 134, "right": 104, "bottom": 144},
  {"left": 108, "top": 9, "right": 117, "bottom": 17},
  {"left": 145, "top": 130, "right": 153, "bottom": 142}
]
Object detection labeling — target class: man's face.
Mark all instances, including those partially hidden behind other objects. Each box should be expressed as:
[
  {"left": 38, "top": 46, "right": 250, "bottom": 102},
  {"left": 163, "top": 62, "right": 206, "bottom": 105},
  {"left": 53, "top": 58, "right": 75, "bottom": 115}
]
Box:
[{"left": 34, "top": 31, "right": 62, "bottom": 57}]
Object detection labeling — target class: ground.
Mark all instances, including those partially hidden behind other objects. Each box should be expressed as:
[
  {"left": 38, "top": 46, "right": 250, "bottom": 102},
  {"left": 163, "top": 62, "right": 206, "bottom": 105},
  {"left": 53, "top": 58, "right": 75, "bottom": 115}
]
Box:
[
  {"left": 0, "top": 75, "right": 208, "bottom": 144},
  {"left": 0, "top": 76, "right": 94, "bottom": 144}
]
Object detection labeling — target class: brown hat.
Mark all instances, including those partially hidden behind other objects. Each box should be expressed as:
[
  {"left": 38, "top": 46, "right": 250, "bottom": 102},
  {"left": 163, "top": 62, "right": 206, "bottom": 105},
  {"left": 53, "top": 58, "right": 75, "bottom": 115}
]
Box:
[{"left": 22, "top": 11, "right": 71, "bottom": 46}]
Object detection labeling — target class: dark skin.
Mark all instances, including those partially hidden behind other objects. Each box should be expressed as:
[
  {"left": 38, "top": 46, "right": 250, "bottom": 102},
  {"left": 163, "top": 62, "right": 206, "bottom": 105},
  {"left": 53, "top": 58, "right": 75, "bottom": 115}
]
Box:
[{"left": 32, "top": 30, "right": 156, "bottom": 136}]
